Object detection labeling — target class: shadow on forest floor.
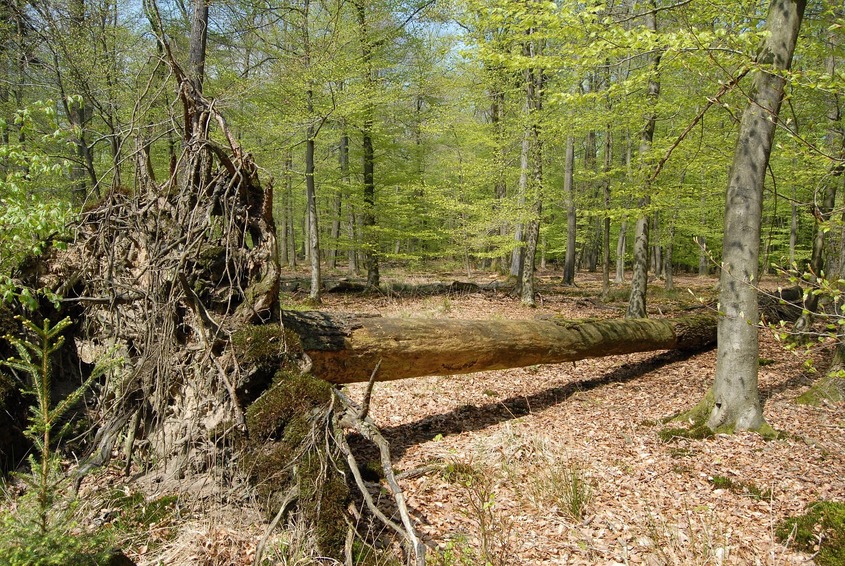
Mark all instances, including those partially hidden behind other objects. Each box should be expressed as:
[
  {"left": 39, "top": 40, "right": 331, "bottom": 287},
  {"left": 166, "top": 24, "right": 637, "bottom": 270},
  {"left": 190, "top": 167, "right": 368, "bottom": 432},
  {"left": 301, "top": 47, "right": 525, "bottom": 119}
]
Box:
[{"left": 375, "top": 347, "right": 707, "bottom": 462}]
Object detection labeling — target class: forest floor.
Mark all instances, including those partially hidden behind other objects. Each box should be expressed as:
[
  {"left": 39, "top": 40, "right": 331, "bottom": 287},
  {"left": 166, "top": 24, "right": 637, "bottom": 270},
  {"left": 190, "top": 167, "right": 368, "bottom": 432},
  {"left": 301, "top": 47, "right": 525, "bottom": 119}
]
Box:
[{"left": 86, "top": 269, "right": 845, "bottom": 565}]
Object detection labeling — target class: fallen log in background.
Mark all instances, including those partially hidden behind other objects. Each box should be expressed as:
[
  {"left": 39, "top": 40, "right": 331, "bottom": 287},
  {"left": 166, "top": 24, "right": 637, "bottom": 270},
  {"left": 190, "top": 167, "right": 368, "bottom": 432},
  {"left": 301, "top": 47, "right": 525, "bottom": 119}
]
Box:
[{"left": 281, "top": 312, "right": 718, "bottom": 384}]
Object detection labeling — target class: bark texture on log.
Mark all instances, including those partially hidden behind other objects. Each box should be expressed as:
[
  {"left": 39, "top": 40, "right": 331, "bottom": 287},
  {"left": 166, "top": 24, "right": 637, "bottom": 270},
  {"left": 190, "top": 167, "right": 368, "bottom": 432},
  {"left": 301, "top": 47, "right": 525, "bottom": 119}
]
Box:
[{"left": 282, "top": 311, "right": 718, "bottom": 384}]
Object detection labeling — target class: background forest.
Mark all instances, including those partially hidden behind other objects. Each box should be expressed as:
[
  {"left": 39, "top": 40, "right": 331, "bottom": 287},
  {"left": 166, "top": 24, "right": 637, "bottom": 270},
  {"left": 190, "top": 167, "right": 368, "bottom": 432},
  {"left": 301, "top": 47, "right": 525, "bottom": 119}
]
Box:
[
  {"left": 1, "top": 0, "right": 844, "bottom": 565},
  {"left": 1, "top": 0, "right": 842, "bottom": 294}
]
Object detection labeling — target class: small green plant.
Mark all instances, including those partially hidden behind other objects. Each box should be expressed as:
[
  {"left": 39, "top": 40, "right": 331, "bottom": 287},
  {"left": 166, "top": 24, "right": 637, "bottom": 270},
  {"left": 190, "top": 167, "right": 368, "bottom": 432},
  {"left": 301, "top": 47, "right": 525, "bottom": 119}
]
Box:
[
  {"left": 0, "top": 316, "right": 122, "bottom": 564},
  {"left": 429, "top": 535, "right": 479, "bottom": 566},
  {"left": 443, "top": 460, "right": 513, "bottom": 566},
  {"left": 776, "top": 501, "right": 845, "bottom": 565}
]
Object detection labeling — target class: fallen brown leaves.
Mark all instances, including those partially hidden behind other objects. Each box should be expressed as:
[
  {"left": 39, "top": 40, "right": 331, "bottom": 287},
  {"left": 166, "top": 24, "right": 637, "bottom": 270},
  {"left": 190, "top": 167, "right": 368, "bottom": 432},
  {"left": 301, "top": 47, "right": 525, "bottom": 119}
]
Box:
[{"left": 332, "top": 271, "right": 843, "bottom": 565}]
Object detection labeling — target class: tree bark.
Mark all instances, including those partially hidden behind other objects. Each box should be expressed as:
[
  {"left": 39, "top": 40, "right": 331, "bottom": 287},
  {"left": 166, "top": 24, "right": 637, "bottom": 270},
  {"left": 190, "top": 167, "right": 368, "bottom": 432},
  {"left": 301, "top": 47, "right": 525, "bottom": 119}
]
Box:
[
  {"left": 602, "top": 127, "right": 612, "bottom": 294},
  {"left": 510, "top": 126, "right": 530, "bottom": 279},
  {"left": 306, "top": 123, "right": 320, "bottom": 301},
  {"left": 188, "top": 0, "right": 209, "bottom": 92},
  {"left": 563, "top": 135, "right": 577, "bottom": 285},
  {"left": 626, "top": 1, "right": 660, "bottom": 319},
  {"left": 282, "top": 311, "right": 717, "bottom": 384},
  {"left": 615, "top": 219, "right": 627, "bottom": 283},
  {"left": 709, "top": 0, "right": 806, "bottom": 432},
  {"left": 355, "top": 1, "right": 379, "bottom": 289}
]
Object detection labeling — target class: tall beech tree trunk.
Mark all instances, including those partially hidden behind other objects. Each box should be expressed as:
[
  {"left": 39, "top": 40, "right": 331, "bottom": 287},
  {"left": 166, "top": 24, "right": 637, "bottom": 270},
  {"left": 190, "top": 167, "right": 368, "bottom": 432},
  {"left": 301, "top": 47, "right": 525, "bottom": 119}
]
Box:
[
  {"left": 520, "top": 29, "right": 544, "bottom": 307},
  {"left": 510, "top": 127, "right": 530, "bottom": 280},
  {"left": 615, "top": 220, "right": 627, "bottom": 283},
  {"left": 303, "top": 0, "right": 320, "bottom": 302},
  {"left": 626, "top": 1, "right": 661, "bottom": 319},
  {"left": 563, "top": 135, "right": 577, "bottom": 285},
  {"left": 709, "top": 0, "right": 806, "bottom": 432},
  {"left": 355, "top": 1, "right": 379, "bottom": 289},
  {"left": 330, "top": 125, "right": 349, "bottom": 271},
  {"left": 306, "top": 121, "right": 320, "bottom": 301},
  {"left": 602, "top": 126, "right": 612, "bottom": 294},
  {"left": 664, "top": 215, "right": 675, "bottom": 291}
]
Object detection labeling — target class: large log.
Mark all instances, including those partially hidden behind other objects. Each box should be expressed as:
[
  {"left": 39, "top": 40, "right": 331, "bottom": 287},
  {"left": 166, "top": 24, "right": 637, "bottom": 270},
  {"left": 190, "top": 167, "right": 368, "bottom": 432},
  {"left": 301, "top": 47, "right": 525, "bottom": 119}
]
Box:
[{"left": 281, "top": 312, "right": 718, "bottom": 384}]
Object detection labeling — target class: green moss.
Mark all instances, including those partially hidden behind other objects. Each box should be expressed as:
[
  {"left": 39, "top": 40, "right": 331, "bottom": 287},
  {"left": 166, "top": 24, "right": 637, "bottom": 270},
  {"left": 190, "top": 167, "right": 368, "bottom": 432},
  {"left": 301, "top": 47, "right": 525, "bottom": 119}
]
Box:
[
  {"left": 102, "top": 489, "right": 179, "bottom": 545},
  {"left": 755, "top": 422, "right": 781, "bottom": 440},
  {"left": 299, "top": 454, "right": 350, "bottom": 557},
  {"left": 776, "top": 501, "right": 845, "bottom": 565},
  {"left": 758, "top": 358, "right": 777, "bottom": 367},
  {"left": 244, "top": 369, "right": 352, "bottom": 560},
  {"left": 246, "top": 371, "right": 332, "bottom": 440},
  {"left": 231, "top": 324, "right": 302, "bottom": 405},
  {"left": 231, "top": 324, "right": 293, "bottom": 370},
  {"left": 797, "top": 374, "right": 845, "bottom": 406},
  {"left": 669, "top": 389, "right": 714, "bottom": 427}
]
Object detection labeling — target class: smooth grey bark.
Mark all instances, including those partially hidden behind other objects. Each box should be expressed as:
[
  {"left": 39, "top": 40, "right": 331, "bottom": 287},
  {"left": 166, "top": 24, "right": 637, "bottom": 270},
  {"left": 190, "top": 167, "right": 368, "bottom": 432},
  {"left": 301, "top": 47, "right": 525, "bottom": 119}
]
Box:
[
  {"left": 696, "top": 236, "right": 708, "bottom": 276},
  {"left": 563, "top": 136, "right": 577, "bottom": 285},
  {"left": 664, "top": 215, "right": 675, "bottom": 291},
  {"left": 710, "top": 0, "right": 806, "bottom": 432},
  {"left": 306, "top": 123, "right": 320, "bottom": 301},
  {"left": 510, "top": 126, "right": 530, "bottom": 279},
  {"left": 520, "top": 26, "right": 544, "bottom": 306},
  {"left": 303, "top": 0, "right": 320, "bottom": 302},
  {"left": 285, "top": 151, "right": 296, "bottom": 267},
  {"left": 329, "top": 127, "right": 348, "bottom": 271},
  {"left": 696, "top": 191, "right": 709, "bottom": 276},
  {"left": 626, "top": 2, "right": 660, "bottom": 319},
  {"left": 602, "top": 127, "right": 612, "bottom": 294},
  {"left": 626, "top": 212, "right": 650, "bottom": 318},
  {"left": 615, "top": 220, "right": 627, "bottom": 283}
]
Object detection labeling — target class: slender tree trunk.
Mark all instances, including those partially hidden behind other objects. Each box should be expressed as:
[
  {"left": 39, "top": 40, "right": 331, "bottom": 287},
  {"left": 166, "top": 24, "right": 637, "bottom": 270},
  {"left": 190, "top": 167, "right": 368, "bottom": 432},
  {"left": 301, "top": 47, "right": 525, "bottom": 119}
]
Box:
[
  {"left": 563, "top": 136, "right": 577, "bottom": 285},
  {"left": 627, "top": 212, "right": 650, "bottom": 317},
  {"left": 306, "top": 123, "right": 320, "bottom": 301},
  {"left": 626, "top": 2, "right": 660, "bottom": 318},
  {"left": 520, "top": 26, "right": 544, "bottom": 306},
  {"left": 615, "top": 220, "right": 627, "bottom": 283},
  {"left": 188, "top": 0, "right": 209, "bottom": 93},
  {"left": 362, "top": 122, "right": 378, "bottom": 288},
  {"left": 602, "top": 127, "right": 612, "bottom": 294},
  {"left": 697, "top": 192, "right": 709, "bottom": 276},
  {"left": 709, "top": 0, "right": 806, "bottom": 432},
  {"left": 651, "top": 212, "right": 662, "bottom": 279},
  {"left": 329, "top": 126, "right": 348, "bottom": 271},
  {"left": 285, "top": 151, "right": 297, "bottom": 267},
  {"left": 510, "top": 126, "right": 530, "bottom": 280},
  {"left": 355, "top": 2, "right": 379, "bottom": 288},
  {"left": 664, "top": 215, "right": 675, "bottom": 291}
]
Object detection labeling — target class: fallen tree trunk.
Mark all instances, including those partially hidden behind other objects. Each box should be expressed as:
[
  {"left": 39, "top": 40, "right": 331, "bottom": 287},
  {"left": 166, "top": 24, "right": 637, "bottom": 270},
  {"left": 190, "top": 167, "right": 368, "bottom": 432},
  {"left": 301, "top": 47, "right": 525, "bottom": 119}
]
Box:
[{"left": 282, "top": 312, "right": 718, "bottom": 384}]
